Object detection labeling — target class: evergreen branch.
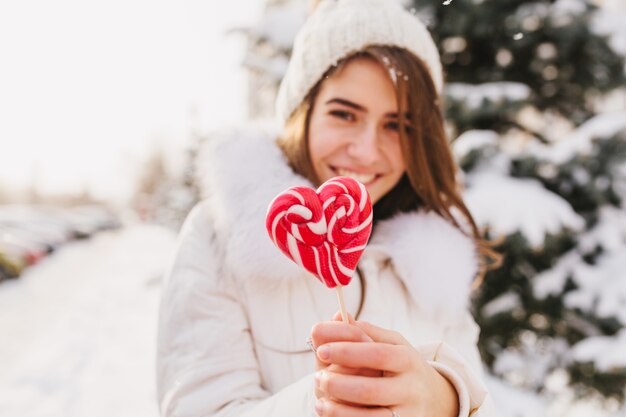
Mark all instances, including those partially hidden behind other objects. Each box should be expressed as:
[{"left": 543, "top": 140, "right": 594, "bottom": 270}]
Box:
[{"left": 506, "top": 120, "right": 551, "bottom": 145}]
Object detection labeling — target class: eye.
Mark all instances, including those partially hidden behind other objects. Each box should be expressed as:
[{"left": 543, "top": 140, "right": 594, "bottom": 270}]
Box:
[
  {"left": 385, "top": 121, "right": 413, "bottom": 135},
  {"left": 329, "top": 110, "right": 355, "bottom": 121}
]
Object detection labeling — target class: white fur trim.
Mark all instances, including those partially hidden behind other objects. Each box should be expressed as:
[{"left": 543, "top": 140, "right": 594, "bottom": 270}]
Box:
[
  {"left": 369, "top": 211, "right": 478, "bottom": 320},
  {"left": 196, "top": 126, "right": 478, "bottom": 319},
  {"left": 196, "top": 123, "right": 309, "bottom": 283}
]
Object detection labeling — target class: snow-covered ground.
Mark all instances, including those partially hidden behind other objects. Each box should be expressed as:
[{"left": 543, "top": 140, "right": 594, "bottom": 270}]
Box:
[
  {"left": 0, "top": 223, "right": 623, "bottom": 417},
  {"left": 0, "top": 225, "right": 177, "bottom": 417}
]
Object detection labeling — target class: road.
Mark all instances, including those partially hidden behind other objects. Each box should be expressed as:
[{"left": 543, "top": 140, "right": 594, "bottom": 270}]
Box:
[{"left": 0, "top": 225, "right": 176, "bottom": 417}]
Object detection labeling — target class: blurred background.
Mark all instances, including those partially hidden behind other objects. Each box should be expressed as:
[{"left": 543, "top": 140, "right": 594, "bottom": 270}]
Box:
[{"left": 1, "top": 0, "right": 625, "bottom": 416}]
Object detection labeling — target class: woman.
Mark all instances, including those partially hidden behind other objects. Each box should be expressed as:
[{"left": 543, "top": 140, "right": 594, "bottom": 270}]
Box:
[{"left": 157, "top": 1, "right": 499, "bottom": 416}]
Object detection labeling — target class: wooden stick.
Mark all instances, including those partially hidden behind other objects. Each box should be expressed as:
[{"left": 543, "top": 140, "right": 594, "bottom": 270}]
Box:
[{"left": 335, "top": 286, "right": 348, "bottom": 323}]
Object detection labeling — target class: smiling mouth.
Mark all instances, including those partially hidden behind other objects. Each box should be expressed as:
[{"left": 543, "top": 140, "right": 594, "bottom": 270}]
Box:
[{"left": 331, "top": 167, "right": 381, "bottom": 185}]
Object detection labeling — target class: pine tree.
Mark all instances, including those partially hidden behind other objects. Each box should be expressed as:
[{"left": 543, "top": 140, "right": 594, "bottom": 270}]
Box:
[
  {"left": 409, "top": 0, "right": 626, "bottom": 409},
  {"left": 133, "top": 138, "right": 201, "bottom": 231}
]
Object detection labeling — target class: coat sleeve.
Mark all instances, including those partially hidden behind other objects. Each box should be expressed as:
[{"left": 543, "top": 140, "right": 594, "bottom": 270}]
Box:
[
  {"left": 416, "top": 313, "right": 497, "bottom": 417},
  {"left": 156, "top": 202, "right": 317, "bottom": 417}
]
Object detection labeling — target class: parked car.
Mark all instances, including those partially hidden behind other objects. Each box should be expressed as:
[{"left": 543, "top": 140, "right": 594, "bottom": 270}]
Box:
[
  {"left": 0, "top": 240, "right": 29, "bottom": 282},
  {"left": 0, "top": 204, "right": 121, "bottom": 282},
  {"left": 48, "top": 205, "right": 121, "bottom": 239},
  {"left": 0, "top": 224, "right": 56, "bottom": 254},
  {"left": 0, "top": 252, "right": 22, "bottom": 282},
  {"left": 0, "top": 205, "right": 73, "bottom": 250}
]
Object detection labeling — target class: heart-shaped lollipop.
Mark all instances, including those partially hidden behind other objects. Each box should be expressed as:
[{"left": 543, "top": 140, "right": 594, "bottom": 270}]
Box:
[{"left": 266, "top": 176, "right": 373, "bottom": 288}]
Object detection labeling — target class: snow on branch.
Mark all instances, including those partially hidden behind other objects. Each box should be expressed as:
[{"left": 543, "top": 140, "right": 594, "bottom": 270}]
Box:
[
  {"left": 544, "top": 112, "right": 626, "bottom": 164},
  {"left": 464, "top": 173, "right": 584, "bottom": 247},
  {"left": 446, "top": 82, "right": 532, "bottom": 110},
  {"left": 452, "top": 130, "right": 499, "bottom": 160}
]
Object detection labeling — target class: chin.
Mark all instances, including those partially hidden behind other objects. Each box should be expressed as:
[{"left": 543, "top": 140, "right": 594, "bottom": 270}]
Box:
[{"left": 364, "top": 187, "right": 382, "bottom": 204}]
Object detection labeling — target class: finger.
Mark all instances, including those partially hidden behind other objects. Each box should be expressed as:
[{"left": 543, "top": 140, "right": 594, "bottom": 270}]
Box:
[
  {"left": 327, "top": 364, "right": 382, "bottom": 377},
  {"left": 316, "top": 364, "right": 379, "bottom": 399},
  {"left": 354, "top": 321, "right": 409, "bottom": 346},
  {"left": 317, "top": 342, "right": 414, "bottom": 373},
  {"left": 311, "top": 321, "right": 373, "bottom": 354},
  {"left": 316, "top": 370, "right": 403, "bottom": 406},
  {"left": 315, "top": 399, "right": 399, "bottom": 417},
  {"left": 321, "top": 364, "right": 371, "bottom": 377},
  {"left": 316, "top": 365, "right": 381, "bottom": 400},
  {"left": 332, "top": 310, "right": 356, "bottom": 323}
]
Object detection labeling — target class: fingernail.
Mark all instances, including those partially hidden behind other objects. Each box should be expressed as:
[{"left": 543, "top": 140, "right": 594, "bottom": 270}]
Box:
[
  {"left": 315, "top": 399, "right": 325, "bottom": 415},
  {"left": 317, "top": 345, "right": 330, "bottom": 360}
]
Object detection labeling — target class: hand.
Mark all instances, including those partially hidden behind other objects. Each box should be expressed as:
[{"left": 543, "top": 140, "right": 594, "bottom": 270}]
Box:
[
  {"left": 311, "top": 317, "right": 459, "bottom": 417},
  {"left": 310, "top": 312, "right": 379, "bottom": 401}
]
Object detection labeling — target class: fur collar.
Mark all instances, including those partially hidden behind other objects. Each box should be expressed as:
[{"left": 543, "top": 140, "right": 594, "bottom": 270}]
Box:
[{"left": 196, "top": 124, "right": 478, "bottom": 320}]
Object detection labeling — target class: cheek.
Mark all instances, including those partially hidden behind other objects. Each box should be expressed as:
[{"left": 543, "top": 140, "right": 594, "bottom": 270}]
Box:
[
  {"left": 308, "top": 124, "right": 340, "bottom": 166},
  {"left": 394, "top": 152, "right": 406, "bottom": 173},
  {"left": 307, "top": 130, "right": 322, "bottom": 169},
  {"left": 387, "top": 141, "right": 406, "bottom": 174}
]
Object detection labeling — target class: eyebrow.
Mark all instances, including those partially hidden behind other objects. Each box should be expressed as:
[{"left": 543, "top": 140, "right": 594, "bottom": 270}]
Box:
[{"left": 325, "top": 97, "right": 411, "bottom": 119}]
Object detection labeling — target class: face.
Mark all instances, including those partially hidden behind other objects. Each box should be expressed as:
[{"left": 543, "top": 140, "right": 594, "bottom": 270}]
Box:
[{"left": 308, "top": 57, "right": 409, "bottom": 204}]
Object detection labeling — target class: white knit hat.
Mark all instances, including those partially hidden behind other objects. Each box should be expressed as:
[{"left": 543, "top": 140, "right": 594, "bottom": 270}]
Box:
[{"left": 275, "top": 0, "right": 443, "bottom": 125}]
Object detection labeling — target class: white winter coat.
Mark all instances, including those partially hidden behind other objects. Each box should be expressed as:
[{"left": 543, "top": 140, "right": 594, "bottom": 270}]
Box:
[{"left": 156, "top": 125, "right": 497, "bottom": 417}]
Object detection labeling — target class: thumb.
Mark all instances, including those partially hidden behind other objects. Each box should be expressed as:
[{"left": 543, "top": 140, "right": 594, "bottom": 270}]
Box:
[{"left": 332, "top": 310, "right": 355, "bottom": 324}]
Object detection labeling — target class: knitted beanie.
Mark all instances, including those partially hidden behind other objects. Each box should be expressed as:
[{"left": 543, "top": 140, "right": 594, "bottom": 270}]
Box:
[{"left": 275, "top": 0, "right": 443, "bottom": 124}]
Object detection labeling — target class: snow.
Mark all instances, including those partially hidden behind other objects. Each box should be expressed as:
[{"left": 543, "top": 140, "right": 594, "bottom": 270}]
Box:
[
  {"left": 487, "top": 362, "right": 626, "bottom": 417},
  {"left": 549, "top": 0, "right": 587, "bottom": 28},
  {"left": 533, "top": 205, "right": 626, "bottom": 322},
  {"left": 464, "top": 172, "right": 585, "bottom": 247},
  {"left": 533, "top": 251, "right": 580, "bottom": 298},
  {"left": 592, "top": 7, "right": 626, "bottom": 57},
  {"left": 481, "top": 291, "right": 521, "bottom": 318},
  {"left": 492, "top": 334, "right": 569, "bottom": 388},
  {"left": 571, "top": 329, "right": 626, "bottom": 372},
  {"left": 446, "top": 82, "right": 532, "bottom": 109},
  {"left": 485, "top": 373, "right": 547, "bottom": 417},
  {"left": 565, "top": 246, "right": 626, "bottom": 323},
  {"left": 0, "top": 225, "right": 177, "bottom": 417},
  {"left": 542, "top": 111, "right": 626, "bottom": 164},
  {"left": 551, "top": 0, "right": 586, "bottom": 16},
  {"left": 0, "top": 222, "right": 623, "bottom": 416},
  {"left": 579, "top": 206, "right": 626, "bottom": 253},
  {"left": 452, "top": 130, "right": 499, "bottom": 160},
  {"left": 529, "top": 203, "right": 626, "bottom": 381}
]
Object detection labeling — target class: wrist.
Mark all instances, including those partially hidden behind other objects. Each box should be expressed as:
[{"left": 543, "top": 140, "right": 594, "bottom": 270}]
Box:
[{"left": 428, "top": 361, "right": 470, "bottom": 417}]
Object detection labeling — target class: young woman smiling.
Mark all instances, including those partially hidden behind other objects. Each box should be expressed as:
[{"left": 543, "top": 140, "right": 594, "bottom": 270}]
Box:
[{"left": 157, "top": 1, "right": 500, "bottom": 417}]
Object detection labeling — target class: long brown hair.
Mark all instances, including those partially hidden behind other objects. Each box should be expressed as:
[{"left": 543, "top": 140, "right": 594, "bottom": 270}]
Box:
[{"left": 278, "top": 45, "right": 501, "bottom": 283}]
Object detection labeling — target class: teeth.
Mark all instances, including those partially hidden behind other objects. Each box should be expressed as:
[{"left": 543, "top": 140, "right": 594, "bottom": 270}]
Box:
[{"left": 336, "top": 168, "right": 376, "bottom": 184}]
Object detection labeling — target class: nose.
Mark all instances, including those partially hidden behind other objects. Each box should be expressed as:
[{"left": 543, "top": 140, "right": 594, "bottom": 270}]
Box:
[{"left": 347, "top": 124, "right": 380, "bottom": 165}]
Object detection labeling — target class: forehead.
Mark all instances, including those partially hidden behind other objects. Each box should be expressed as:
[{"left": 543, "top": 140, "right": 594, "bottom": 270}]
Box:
[{"left": 316, "top": 57, "right": 401, "bottom": 111}]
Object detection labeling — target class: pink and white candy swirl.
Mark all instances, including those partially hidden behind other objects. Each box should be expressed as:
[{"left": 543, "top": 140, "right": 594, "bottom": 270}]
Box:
[{"left": 266, "top": 176, "right": 373, "bottom": 288}]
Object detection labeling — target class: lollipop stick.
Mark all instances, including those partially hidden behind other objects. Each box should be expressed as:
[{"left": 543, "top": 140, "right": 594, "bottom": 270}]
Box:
[{"left": 335, "top": 286, "right": 348, "bottom": 323}]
